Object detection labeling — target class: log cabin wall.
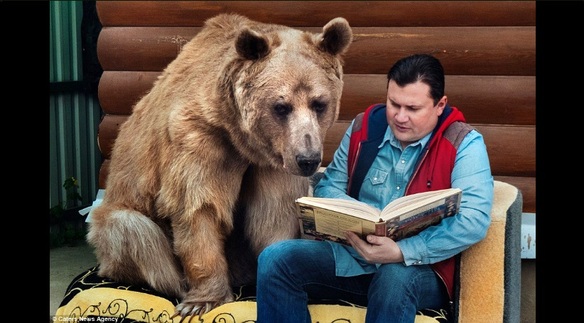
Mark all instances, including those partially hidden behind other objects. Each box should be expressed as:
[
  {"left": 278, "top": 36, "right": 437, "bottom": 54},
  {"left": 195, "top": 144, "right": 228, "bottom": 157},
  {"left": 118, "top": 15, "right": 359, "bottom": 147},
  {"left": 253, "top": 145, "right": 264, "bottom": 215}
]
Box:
[{"left": 95, "top": 1, "right": 536, "bottom": 214}]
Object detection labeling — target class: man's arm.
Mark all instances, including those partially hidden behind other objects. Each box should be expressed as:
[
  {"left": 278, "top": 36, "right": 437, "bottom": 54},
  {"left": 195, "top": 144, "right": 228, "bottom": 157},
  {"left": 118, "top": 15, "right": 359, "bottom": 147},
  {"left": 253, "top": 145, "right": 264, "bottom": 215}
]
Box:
[{"left": 397, "top": 130, "right": 494, "bottom": 265}]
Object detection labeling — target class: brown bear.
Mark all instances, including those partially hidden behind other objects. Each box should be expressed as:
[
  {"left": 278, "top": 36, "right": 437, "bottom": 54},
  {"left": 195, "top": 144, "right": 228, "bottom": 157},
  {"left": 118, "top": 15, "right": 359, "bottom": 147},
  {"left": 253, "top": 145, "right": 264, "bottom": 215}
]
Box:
[{"left": 86, "top": 13, "right": 352, "bottom": 318}]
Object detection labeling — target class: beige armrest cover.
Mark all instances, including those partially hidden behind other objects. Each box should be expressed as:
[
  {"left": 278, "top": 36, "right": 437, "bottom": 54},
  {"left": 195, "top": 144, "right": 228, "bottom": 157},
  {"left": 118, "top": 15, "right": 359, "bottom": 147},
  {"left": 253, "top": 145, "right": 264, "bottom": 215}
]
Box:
[{"left": 457, "top": 180, "right": 522, "bottom": 323}]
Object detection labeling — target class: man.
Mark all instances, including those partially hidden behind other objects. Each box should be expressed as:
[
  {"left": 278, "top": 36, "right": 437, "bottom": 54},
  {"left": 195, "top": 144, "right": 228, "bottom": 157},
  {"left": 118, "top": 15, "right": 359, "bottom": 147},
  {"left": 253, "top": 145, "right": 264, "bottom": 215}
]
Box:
[{"left": 256, "top": 54, "right": 494, "bottom": 323}]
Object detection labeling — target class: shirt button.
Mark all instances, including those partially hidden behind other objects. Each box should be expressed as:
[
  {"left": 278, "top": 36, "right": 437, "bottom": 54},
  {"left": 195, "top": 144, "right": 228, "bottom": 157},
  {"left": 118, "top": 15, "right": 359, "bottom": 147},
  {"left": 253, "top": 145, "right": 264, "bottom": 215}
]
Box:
[
  {"left": 401, "top": 159, "right": 405, "bottom": 164},
  {"left": 396, "top": 186, "right": 400, "bottom": 190}
]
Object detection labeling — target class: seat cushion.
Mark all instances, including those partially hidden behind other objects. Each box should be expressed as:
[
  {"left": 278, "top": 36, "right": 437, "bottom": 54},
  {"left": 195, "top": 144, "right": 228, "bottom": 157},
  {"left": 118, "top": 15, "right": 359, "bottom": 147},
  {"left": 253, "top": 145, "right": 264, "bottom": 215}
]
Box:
[{"left": 54, "top": 266, "right": 450, "bottom": 322}]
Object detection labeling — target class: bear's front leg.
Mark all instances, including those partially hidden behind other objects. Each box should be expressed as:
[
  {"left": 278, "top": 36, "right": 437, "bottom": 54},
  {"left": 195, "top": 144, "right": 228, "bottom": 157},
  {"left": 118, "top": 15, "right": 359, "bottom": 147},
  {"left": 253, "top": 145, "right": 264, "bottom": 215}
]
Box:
[
  {"left": 171, "top": 207, "right": 235, "bottom": 318},
  {"left": 242, "top": 166, "right": 309, "bottom": 254}
]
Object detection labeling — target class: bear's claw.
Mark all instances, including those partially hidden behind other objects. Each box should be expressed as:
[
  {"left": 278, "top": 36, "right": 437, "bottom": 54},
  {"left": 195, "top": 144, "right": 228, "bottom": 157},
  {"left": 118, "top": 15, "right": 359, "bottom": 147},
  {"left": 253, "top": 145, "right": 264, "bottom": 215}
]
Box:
[{"left": 171, "top": 300, "right": 226, "bottom": 322}]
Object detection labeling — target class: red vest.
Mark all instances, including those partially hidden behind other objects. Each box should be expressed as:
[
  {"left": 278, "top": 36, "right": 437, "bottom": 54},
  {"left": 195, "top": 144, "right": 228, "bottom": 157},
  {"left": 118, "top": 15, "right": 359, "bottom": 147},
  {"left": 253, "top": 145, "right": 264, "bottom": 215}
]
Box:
[{"left": 347, "top": 103, "right": 472, "bottom": 300}]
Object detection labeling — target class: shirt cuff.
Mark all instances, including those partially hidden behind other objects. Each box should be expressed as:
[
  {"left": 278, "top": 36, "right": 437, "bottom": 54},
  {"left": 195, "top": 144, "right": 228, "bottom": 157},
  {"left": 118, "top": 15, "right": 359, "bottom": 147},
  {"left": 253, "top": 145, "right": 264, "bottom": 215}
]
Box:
[{"left": 396, "top": 235, "right": 429, "bottom": 266}]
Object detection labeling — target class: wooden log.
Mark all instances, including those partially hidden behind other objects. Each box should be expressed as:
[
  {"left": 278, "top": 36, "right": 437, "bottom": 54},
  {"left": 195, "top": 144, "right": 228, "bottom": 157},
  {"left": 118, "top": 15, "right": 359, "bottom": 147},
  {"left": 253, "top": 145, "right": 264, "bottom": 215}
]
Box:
[
  {"left": 340, "top": 75, "right": 535, "bottom": 124},
  {"left": 97, "top": 27, "right": 193, "bottom": 72},
  {"left": 97, "top": 26, "right": 535, "bottom": 75},
  {"left": 98, "top": 71, "right": 158, "bottom": 115},
  {"left": 99, "top": 72, "right": 535, "bottom": 125},
  {"left": 473, "top": 124, "right": 536, "bottom": 177},
  {"left": 97, "top": 1, "right": 535, "bottom": 28},
  {"left": 98, "top": 159, "right": 110, "bottom": 189},
  {"left": 494, "top": 175, "right": 535, "bottom": 214},
  {"left": 97, "top": 114, "right": 128, "bottom": 160}
]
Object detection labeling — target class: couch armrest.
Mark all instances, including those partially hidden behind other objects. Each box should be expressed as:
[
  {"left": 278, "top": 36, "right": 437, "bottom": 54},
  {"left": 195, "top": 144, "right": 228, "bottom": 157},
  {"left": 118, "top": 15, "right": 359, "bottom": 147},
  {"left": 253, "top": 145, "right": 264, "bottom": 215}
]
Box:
[{"left": 455, "top": 180, "right": 522, "bottom": 323}]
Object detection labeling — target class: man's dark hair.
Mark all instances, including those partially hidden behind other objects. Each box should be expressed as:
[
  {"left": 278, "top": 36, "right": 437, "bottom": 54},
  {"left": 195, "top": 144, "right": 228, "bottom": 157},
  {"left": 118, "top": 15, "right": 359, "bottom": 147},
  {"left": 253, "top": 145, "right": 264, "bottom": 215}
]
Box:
[{"left": 387, "top": 54, "right": 445, "bottom": 105}]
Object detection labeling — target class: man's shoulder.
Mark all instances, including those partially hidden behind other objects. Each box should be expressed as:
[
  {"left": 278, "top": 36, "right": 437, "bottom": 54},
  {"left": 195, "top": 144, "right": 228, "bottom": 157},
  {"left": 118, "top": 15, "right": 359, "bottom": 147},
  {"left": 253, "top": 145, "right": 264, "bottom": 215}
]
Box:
[
  {"left": 444, "top": 121, "right": 475, "bottom": 149},
  {"left": 351, "top": 103, "right": 386, "bottom": 129}
]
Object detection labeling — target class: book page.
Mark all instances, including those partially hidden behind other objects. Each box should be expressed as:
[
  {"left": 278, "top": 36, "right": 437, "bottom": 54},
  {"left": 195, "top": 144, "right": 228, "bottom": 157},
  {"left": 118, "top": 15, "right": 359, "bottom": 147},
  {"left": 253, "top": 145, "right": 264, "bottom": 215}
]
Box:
[
  {"left": 296, "top": 197, "right": 381, "bottom": 220},
  {"left": 297, "top": 203, "right": 380, "bottom": 243},
  {"left": 380, "top": 188, "right": 461, "bottom": 220},
  {"left": 313, "top": 208, "right": 365, "bottom": 238},
  {"left": 382, "top": 190, "right": 438, "bottom": 211}
]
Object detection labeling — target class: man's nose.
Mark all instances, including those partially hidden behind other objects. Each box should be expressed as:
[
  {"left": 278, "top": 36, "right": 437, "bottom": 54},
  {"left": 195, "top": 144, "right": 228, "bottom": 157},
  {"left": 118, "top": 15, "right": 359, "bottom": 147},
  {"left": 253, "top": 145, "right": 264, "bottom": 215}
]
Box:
[{"left": 395, "top": 108, "right": 409, "bottom": 122}]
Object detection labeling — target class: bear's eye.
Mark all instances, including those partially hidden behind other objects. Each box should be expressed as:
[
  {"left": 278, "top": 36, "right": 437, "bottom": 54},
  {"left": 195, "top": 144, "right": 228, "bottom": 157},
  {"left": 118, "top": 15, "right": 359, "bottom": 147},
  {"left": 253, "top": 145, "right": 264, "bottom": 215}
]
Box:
[
  {"left": 273, "top": 103, "right": 292, "bottom": 118},
  {"left": 311, "top": 100, "right": 327, "bottom": 114}
]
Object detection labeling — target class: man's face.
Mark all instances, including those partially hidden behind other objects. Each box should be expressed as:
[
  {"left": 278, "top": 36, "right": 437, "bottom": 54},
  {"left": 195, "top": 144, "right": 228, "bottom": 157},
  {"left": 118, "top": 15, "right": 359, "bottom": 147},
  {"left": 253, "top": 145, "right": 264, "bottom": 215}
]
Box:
[{"left": 385, "top": 80, "right": 446, "bottom": 148}]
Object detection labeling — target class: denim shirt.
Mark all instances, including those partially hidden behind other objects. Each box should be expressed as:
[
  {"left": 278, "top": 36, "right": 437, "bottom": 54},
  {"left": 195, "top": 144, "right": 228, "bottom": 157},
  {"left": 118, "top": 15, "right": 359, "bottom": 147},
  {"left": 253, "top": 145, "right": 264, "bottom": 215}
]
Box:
[{"left": 313, "top": 121, "right": 494, "bottom": 277}]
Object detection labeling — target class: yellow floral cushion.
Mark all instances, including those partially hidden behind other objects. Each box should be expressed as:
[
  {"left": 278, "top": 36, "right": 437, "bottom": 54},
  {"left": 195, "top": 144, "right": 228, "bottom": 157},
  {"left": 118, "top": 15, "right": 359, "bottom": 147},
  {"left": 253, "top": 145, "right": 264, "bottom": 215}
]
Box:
[{"left": 54, "top": 266, "right": 450, "bottom": 322}]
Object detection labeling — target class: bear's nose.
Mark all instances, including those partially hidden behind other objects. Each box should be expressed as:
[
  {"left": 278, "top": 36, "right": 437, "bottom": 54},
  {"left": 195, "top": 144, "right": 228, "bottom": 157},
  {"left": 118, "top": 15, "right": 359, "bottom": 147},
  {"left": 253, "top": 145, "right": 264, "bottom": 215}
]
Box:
[{"left": 296, "top": 154, "right": 321, "bottom": 176}]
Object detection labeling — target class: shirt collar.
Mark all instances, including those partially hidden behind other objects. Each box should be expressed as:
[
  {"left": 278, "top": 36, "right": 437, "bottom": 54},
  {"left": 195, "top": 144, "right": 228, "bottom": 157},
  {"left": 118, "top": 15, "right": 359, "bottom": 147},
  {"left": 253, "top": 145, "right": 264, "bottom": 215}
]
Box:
[{"left": 382, "top": 126, "right": 432, "bottom": 150}]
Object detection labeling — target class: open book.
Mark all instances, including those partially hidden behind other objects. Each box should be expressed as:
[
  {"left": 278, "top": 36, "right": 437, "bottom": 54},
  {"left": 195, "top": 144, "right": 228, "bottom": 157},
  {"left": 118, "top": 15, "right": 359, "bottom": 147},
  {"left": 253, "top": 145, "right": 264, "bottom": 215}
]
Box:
[{"left": 295, "top": 187, "right": 462, "bottom": 244}]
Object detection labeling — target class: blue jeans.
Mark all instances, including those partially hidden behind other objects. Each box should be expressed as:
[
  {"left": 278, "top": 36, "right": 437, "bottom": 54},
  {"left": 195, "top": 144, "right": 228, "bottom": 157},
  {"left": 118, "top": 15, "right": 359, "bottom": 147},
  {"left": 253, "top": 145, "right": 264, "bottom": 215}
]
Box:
[{"left": 256, "top": 239, "right": 449, "bottom": 323}]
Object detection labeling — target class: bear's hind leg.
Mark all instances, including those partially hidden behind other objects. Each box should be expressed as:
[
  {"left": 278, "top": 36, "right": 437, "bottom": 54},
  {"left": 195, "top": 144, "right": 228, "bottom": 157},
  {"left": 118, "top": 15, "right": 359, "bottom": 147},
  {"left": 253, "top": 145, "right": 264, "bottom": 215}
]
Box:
[{"left": 87, "top": 206, "right": 186, "bottom": 298}]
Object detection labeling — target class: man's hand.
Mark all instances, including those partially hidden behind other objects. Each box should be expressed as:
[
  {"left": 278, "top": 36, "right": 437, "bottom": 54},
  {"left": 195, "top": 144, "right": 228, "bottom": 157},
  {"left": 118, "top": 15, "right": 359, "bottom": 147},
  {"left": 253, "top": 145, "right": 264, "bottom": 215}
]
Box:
[{"left": 345, "top": 231, "right": 404, "bottom": 264}]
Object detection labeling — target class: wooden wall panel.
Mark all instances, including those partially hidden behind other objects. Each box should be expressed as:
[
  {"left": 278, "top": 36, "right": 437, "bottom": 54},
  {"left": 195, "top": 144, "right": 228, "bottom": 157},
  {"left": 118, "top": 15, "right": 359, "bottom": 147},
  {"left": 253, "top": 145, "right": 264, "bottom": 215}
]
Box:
[
  {"left": 472, "top": 125, "right": 536, "bottom": 177},
  {"left": 98, "top": 159, "right": 110, "bottom": 189},
  {"left": 97, "top": 27, "right": 195, "bottom": 72},
  {"left": 97, "top": 26, "right": 535, "bottom": 75},
  {"left": 97, "top": 1, "right": 535, "bottom": 27},
  {"left": 341, "top": 75, "right": 535, "bottom": 124},
  {"left": 99, "top": 71, "right": 535, "bottom": 125},
  {"left": 97, "top": 114, "right": 127, "bottom": 160},
  {"left": 94, "top": 1, "right": 536, "bottom": 213},
  {"left": 494, "top": 176, "right": 535, "bottom": 214},
  {"left": 98, "top": 71, "right": 158, "bottom": 115}
]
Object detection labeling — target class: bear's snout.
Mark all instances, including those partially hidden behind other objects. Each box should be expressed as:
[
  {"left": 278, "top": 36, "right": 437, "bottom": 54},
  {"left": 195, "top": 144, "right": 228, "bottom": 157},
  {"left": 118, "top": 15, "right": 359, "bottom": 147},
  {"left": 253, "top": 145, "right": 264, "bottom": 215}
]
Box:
[{"left": 296, "top": 153, "right": 321, "bottom": 176}]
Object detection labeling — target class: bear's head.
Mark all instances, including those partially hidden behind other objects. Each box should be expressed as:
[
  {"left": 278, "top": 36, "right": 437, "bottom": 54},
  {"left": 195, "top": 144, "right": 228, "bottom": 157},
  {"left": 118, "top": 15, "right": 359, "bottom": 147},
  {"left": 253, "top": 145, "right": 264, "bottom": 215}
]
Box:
[{"left": 229, "top": 17, "right": 353, "bottom": 177}]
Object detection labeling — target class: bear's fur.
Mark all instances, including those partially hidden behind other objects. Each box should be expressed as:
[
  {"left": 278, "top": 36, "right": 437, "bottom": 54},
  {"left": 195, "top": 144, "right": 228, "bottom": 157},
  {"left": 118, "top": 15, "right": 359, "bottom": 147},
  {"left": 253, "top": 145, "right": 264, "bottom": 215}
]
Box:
[{"left": 87, "top": 13, "right": 352, "bottom": 317}]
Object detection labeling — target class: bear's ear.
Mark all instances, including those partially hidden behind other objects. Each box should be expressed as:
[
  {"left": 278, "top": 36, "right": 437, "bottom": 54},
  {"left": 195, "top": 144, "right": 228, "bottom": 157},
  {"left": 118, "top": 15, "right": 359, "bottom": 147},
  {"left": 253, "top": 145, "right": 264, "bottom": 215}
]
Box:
[
  {"left": 318, "top": 17, "right": 353, "bottom": 56},
  {"left": 236, "top": 28, "right": 271, "bottom": 60}
]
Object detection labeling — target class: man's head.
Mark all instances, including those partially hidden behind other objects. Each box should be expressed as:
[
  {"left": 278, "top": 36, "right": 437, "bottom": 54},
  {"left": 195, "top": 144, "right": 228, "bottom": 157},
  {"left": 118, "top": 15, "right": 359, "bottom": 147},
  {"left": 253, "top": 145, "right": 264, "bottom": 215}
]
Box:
[{"left": 385, "top": 54, "right": 447, "bottom": 148}]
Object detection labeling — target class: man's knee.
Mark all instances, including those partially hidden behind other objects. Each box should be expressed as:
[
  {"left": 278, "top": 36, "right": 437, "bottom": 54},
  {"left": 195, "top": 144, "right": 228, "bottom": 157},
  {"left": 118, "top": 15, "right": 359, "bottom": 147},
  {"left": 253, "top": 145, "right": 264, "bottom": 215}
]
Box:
[
  {"left": 258, "top": 240, "right": 302, "bottom": 274},
  {"left": 373, "top": 263, "right": 418, "bottom": 289}
]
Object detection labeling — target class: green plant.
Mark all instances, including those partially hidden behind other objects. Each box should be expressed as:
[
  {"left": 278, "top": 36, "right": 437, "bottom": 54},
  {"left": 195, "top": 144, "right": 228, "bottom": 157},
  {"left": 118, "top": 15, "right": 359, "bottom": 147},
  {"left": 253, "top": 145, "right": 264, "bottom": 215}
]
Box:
[{"left": 50, "top": 176, "right": 87, "bottom": 248}]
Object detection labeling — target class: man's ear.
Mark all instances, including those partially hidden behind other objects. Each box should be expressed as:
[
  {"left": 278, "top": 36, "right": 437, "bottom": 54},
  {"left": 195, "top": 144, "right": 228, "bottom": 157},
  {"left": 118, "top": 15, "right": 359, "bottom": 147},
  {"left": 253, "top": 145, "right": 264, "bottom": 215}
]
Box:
[{"left": 436, "top": 96, "right": 447, "bottom": 115}]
